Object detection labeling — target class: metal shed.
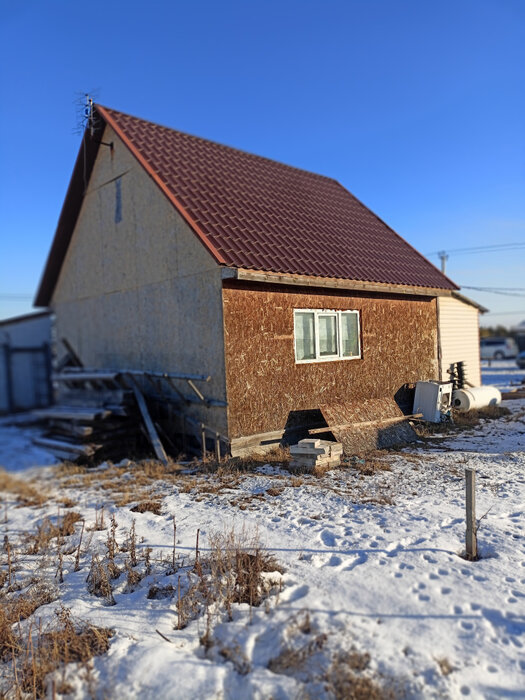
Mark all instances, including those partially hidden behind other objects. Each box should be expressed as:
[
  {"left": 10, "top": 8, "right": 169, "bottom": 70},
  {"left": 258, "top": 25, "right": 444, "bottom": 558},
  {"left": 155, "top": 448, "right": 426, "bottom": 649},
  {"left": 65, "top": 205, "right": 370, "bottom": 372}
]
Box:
[{"left": 0, "top": 311, "right": 53, "bottom": 413}]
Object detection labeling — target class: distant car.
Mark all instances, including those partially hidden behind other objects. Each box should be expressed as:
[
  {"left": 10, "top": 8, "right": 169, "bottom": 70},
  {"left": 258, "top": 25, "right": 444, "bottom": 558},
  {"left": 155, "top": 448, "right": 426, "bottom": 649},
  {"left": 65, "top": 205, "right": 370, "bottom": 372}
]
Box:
[
  {"left": 517, "top": 351, "right": 525, "bottom": 369},
  {"left": 480, "top": 337, "right": 518, "bottom": 360}
]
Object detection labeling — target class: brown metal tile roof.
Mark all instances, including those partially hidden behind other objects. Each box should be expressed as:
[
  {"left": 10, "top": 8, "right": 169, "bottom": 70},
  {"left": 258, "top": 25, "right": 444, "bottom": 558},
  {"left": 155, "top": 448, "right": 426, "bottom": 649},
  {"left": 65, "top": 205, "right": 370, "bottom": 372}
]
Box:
[{"left": 35, "top": 106, "right": 457, "bottom": 306}]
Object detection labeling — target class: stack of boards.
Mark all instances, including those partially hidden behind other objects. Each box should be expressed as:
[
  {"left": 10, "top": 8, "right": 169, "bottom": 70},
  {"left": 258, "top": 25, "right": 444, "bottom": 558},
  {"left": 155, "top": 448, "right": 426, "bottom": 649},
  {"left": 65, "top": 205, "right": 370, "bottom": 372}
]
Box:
[{"left": 32, "top": 390, "right": 140, "bottom": 463}]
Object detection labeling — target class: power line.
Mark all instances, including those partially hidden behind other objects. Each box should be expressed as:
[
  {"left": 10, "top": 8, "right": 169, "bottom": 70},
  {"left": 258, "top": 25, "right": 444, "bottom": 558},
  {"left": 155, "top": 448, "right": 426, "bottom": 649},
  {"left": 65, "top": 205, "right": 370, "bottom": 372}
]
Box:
[
  {"left": 426, "top": 241, "right": 525, "bottom": 256},
  {"left": 461, "top": 286, "right": 525, "bottom": 298},
  {"left": 0, "top": 294, "right": 33, "bottom": 300},
  {"left": 484, "top": 310, "right": 525, "bottom": 316}
]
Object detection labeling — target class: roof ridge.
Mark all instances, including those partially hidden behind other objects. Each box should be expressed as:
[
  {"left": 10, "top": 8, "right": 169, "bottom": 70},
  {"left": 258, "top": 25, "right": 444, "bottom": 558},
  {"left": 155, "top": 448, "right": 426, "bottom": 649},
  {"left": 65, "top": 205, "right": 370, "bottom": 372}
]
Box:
[{"left": 96, "top": 104, "right": 339, "bottom": 185}]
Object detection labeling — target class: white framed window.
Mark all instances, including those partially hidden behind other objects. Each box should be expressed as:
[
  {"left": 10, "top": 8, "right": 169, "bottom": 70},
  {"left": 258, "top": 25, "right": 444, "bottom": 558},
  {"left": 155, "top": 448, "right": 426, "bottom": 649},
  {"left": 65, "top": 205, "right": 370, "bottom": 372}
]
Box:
[{"left": 294, "top": 309, "right": 361, "bottom": 363}]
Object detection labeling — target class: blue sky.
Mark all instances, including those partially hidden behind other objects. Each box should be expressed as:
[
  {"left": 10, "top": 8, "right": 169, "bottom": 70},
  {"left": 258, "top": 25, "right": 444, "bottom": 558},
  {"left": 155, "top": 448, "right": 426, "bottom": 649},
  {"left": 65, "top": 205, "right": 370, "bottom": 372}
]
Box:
[{"left": 1, "top": 0, "right": 524, "bottom": 326}]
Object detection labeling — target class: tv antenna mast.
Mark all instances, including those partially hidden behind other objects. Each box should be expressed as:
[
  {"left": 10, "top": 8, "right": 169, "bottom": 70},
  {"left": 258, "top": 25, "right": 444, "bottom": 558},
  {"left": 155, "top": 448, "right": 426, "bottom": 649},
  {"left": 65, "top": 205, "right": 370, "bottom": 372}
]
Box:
[{"left": 74, "top": 92, "right": 100, "bottom": 136}]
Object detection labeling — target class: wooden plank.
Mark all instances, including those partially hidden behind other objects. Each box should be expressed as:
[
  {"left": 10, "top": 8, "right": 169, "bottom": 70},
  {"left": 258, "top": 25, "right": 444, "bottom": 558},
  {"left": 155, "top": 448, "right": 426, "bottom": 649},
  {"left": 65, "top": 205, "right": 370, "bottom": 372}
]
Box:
[
  {"left": 128, "top": 376, "right": 168, "bottom": 466},
  {"left": 33, "top": 437, "right": 101, "bottom": 456},
  {"left": 49, "top": 421, "right": 93, "bottom": 438},
  {"left": 230, "top": 267, "right": 452, "bottom": 299},
  {"left": 33, "top": 406, "right": 112, "bottom": 421},
  {"left": 187, "top": 379, "right": 206, "bottom": 403},
  {"left": 309, "top": 413, "right": 423, "bottom": 435},
  {"left": 61, "top": 338, "right": 83, "bottom": 367}
]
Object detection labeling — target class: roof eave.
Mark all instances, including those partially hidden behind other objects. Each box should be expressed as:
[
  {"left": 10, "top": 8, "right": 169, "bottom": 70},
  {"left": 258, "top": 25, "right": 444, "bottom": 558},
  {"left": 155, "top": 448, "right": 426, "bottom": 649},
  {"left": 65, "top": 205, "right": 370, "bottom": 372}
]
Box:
[
  {"left": 222, "top": 267, "right": 455, "bottom": 297},
  {"left": 34, "top": 131, "right": 102, "bottom": 307}
]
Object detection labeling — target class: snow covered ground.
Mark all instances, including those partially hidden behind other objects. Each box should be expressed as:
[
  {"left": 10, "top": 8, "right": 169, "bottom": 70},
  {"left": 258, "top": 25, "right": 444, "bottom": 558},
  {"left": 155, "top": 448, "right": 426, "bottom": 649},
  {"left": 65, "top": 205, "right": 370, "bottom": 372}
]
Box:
[{"left": 0, "top": 362, "right": 524, "bottom": 699}]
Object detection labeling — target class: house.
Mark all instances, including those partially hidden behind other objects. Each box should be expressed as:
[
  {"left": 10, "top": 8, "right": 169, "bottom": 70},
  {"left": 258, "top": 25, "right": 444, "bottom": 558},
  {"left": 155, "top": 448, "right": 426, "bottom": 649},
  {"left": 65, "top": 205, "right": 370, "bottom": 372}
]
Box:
[
  {"left": 437, "top": 292, "right": 487, "bottom": 387},
  {"left": 0, "top": 311, "right": 52, "bottom": 414},
  {"left": 36, "top": 105, "right": 472, "bottom": 455}
]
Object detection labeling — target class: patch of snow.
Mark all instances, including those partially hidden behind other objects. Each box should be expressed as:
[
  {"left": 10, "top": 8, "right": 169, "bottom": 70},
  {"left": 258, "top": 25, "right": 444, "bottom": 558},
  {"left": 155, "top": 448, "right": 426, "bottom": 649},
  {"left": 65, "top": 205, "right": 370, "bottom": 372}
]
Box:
[{"left": 1, "top": 405, "right": 524, "bottom": 697}]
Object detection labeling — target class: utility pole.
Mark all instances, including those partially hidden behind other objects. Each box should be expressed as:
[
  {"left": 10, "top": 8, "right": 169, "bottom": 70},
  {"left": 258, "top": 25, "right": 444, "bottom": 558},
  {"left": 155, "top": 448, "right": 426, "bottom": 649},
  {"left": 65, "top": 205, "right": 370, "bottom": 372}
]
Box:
[{"left": 438, "top": 251, "right": 449, "bottom": 274}]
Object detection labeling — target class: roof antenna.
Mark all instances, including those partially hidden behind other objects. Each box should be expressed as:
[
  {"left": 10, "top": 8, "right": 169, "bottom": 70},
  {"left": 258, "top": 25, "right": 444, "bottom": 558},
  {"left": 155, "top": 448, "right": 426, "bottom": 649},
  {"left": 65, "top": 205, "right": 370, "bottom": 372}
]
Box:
[
  {"left": 74, "top": 92, "right": 99, "bottom": 135},
  {"left": 75, "top": 92, "right": 113, "bottom": 151},
  {"left": 84, "top": 94, "right": 95, "bottom": 137}
]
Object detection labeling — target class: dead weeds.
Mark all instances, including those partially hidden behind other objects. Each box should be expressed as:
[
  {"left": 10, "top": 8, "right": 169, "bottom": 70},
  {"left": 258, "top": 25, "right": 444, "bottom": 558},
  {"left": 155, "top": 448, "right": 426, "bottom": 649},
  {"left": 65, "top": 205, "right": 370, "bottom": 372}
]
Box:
[
  {"left": 0, "top": 469, "right": 48, "bottom": 507},
  {"left": 414, "top": 405, "right": 511, "bottom": 439},
  {"left": 3, "top": 605, "right": 112, "bottom": 698},
  {"left": 24, "top": 512, "right": 83, "bottom": 554},
  {"left": 324, "top": 650, "right": 396, "bottom": 700},
  {"left": 129, "top": 500, "right": 162, "bottom": 515}
]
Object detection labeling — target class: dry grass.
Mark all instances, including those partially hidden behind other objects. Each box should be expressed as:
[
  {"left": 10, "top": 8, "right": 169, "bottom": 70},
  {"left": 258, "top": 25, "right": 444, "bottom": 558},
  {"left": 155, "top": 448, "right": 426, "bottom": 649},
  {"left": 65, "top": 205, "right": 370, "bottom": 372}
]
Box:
[
  {"left": 347, "top": 457, "right": 392, "bottom": 476},
  {"left": 208, "top": 528, "right": 283, "bottom": 609},
  {"left": 435, "top": 656, "right": 455, "bottom": 676},
  {"left": 129, "top": 500, "right": 162, "bottom": 515},
  {"left": 0, "top": 584, "right": 58, "bottom": 659},
  {"left": 86, "top": 556, "right": 116, "bottom": 605},
  {"left": 414, "top": 405, "right": 511, "bottom": 438},
  {"left": 3, "top": 606, "right": 112, "bottom": 698},
  {"left": 452, "top": 405, "right": 510, "bottom": 426},
  {"left": 268, "top": 633, "right": 327, "bottom": 675},
  {"left": 175, "top": 527, "right": 283, "bottom": 631},
  {"left": 0, "top": 469, "right": 49, "bottom": 507},
  {"left": 24, "top": 512, "right": 83, "bottom": 555},
  {"left": 147, "top": 583, "right": 175, "bottom": 600},
  {"left": 324, "top": 651, "right": 395, "bottom": 700},
  {"left": 204, "top": 446, "right": 291, "bottom": 474}
]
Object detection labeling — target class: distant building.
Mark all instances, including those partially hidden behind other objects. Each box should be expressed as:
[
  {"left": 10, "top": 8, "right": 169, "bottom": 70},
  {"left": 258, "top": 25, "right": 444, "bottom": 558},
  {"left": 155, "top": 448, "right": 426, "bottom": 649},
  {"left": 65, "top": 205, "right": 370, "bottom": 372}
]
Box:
[
  {"left": 0, "top": 311, "right": 52, "bottom": 413},
  {"left": 511, "top": 320, "right": 525, "bottom": 352}
]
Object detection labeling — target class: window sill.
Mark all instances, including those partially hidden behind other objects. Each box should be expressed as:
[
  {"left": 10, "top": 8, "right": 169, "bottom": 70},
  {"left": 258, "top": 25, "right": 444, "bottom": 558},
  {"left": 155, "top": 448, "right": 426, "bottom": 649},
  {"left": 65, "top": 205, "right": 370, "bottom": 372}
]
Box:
[{"left": 295, "top": 355, "right": 361, "bottom": 364}]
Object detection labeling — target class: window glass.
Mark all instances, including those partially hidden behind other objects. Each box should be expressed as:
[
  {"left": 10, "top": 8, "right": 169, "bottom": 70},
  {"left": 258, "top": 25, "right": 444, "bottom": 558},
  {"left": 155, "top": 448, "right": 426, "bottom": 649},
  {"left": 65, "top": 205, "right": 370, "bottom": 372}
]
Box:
[
  {"left": 341, "top": 312, "right": 359, "bottom": 357},
  {"left": 318, "top": 314, "right": 338, "bottom": 356},
  {"left": 294, "top": 312, "right": 316, "bottom": 360}
]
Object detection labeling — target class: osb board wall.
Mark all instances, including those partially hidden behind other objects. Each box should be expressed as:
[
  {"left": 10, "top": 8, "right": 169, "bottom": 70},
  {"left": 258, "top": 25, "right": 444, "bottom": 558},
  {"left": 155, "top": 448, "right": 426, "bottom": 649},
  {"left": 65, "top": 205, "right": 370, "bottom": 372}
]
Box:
[
  {"left": 52, "top": 124, "right": 228, "bottom": 432},
  {"left": 223, "top": 283, "right": 439, "bottom": 439}
]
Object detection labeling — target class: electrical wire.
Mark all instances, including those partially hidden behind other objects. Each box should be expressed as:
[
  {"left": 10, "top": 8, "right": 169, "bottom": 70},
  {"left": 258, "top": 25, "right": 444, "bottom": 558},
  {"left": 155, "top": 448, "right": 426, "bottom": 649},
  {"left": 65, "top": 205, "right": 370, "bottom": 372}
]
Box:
[
  {"left": 461, "top": 286, "right": 525, "bottom": 298},
  {"left": 426, "top": 241, "right": 525, "bottom": 256},
  {"left": 0, "top": 294, "right": 33, "bottom": 300}
]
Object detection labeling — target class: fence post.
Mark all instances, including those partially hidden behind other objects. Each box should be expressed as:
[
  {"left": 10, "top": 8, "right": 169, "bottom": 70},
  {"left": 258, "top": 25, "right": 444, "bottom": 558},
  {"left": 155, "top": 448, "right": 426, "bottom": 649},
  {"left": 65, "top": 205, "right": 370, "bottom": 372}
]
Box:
[
  {"left": 465, "top": 468, "right": 477, "bottom": 560},
  {"left": 43, "top": 342, "right": 53, "bottom": 406},
  {"left": 201, "top": 423, "right": 206, "bottom": 459},
  {"left": 2, "top": 344, "right": 14, "bottom": 413}
]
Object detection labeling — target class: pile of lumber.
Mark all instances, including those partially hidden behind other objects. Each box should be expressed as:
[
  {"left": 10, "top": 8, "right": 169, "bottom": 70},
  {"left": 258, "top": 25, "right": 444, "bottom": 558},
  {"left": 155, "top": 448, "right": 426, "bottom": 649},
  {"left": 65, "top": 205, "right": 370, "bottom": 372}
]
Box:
[
  {"left": 33, "top": 387, "right": 140, "bottom": 462},
  {"left": 289, "top": 438, "right": 343, "bottom": 470},
  {"left": 31, "top": 367, "right": 229, "bottom": 464}
]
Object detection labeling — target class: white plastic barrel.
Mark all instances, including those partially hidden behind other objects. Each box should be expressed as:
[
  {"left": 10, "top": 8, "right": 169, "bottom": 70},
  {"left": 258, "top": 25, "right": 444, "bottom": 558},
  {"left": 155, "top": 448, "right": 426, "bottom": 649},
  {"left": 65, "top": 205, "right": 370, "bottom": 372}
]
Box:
[{"left": 452, "top": 386, "right": 502, "bottom": 412}]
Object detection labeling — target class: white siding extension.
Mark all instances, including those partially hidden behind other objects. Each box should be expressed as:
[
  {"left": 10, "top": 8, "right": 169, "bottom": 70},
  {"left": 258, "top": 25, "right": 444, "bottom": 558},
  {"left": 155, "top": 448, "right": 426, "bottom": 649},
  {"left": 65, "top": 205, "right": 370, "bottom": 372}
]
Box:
[{"left": 438, "top": 296, "right": 481, "bottom": 386}]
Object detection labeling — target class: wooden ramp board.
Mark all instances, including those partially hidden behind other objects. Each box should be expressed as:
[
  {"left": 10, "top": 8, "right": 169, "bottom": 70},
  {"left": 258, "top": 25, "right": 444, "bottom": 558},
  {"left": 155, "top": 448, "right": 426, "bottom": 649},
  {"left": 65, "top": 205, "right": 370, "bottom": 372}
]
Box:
[{"left": 319, "top": 398, "right": 416, "bottom": 455}]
